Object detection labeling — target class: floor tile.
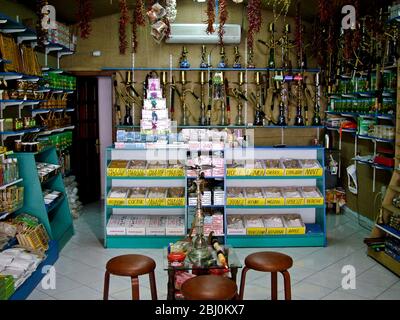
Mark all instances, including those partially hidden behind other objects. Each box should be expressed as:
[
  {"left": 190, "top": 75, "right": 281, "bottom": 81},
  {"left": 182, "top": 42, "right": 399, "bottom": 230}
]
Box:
[
  {"left": 375, "top": 288, "right": 400, "bottom": 300},
  {"left": 111, "top": 285, "right": 167, "bottom": 300},
  {"left": 27, "top": 289, "right": 56, "bottom": 300},
  {"left": 357, "top": 268, "right": 400, "bottom": 289},
  {"left": 53, "top": 255, "right": 93, "bottom": 276},
  {"left": 291, "top": 281, "right": 334, "bottom": 300},
  {"left": 322, "top": 290, "right": 367, "bottom": 300},
  {"left": 304, "top": 270, "right": 344, "bottom": 290},
  {"left": 36, "top": 273, "right": 82, "bottom": 296},
  {"left": 49, "top": 285, "right": 103, "bottom": 300}
]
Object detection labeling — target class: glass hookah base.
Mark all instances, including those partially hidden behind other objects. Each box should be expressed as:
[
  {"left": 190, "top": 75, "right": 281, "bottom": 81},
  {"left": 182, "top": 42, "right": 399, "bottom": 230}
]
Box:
[{"left": 187, "top": 247, "right": 213, "bottom": 266}]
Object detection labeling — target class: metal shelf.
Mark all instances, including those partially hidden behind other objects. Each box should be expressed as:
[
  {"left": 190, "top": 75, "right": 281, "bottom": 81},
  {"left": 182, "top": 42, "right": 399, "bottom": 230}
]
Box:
[
  {"left": 376, "top": 224, "right": 400, "bottom": 240},
  {"left": 226, "top": 204, "right": 325, "bottom": 209},
  {"left": 226, "top": 175, "right": 323, "bottom": 180},
  {"left": 107, "top": 176, "right": 185, "bottom": 180},
  {"left": 107, "top": 205, "right": 185, "bottom": 209},
  {"left": 357, "top": 134, "right": 395, "bottom": 144},
  {"left": 0, "top": 127, "right": 42, "bottom": 138},
  {"left": 326, "top": 111, "right": 395, "bottom": 120},
  {"left": 0, "top": 178, "right": 23, "bottom": 191},
  {"left": 38, "top": 125, "right": 75, "bottom": 136},
  {"left": 102, "top": 67, "right": 321, "bottom": 73}
]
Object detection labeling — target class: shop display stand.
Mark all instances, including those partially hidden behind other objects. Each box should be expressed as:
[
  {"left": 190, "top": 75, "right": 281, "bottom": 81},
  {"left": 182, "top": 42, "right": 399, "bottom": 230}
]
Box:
[
  {"left": 226, "top": 146, "right": 326, "bottom": 247},
  {"left": 104, "top": 148, "right": 187, "bottom": 248},
  {"left": 11, "top": 146, "right": 74, "bottom": 251},
  {"left": 104, "top": 146, "right": 327, "bottom": 248},
  {"left": 368, "top": 59, "right": 400, "bottom": 276}
]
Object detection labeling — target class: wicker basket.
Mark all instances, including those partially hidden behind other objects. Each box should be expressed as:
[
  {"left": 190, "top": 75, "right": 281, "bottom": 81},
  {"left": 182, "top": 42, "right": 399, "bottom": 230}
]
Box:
[{"left": 16, "top": 224, "right": 49, "bottom": 252}]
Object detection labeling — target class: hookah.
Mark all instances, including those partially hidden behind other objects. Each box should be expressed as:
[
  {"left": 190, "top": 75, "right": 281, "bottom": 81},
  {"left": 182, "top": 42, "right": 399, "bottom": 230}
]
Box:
[
  {"left": 187, "top": 163, "right": 213, "bottom": 265},
  {"left": 233, "top": 46, "right": 242, "bottom": 69},
  {"left": 200, "top": 45, "right": 210, "bottom": 68},
  {"left": 232, "top": 71, "right": 247, "bottom": 126},
  {"left": 199, "top": 71, "right": 207, "bottom": 126}
]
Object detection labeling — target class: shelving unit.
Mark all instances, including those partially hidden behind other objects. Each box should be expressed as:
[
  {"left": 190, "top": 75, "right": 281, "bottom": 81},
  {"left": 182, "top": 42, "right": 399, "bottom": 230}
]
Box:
[
  {"left": 367, "top": 59, "right": 400, "bottom": 276},
  {"left": 225, "top": 146, "right": 326, "bottom": 247},
  {"left": 104, "top": 147, "right": 187, "bottom": 248},
  {"left": 10, "top": 147, "right": 74, "bottom": 251},
  {"left": 104, "top": 146, "right": 326, "bottom": 248}
]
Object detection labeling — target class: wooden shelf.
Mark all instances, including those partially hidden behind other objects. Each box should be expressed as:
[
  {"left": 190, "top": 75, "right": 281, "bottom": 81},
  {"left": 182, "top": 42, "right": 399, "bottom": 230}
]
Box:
[{"left": 367, "top": 248, "right": 400, "bottom": 277}]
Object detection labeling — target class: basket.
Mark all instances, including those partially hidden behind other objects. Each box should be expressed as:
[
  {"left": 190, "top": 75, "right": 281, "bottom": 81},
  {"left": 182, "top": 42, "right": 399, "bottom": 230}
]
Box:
[{"left": 16, "top": 224, "right": 49, "bottom": 252}]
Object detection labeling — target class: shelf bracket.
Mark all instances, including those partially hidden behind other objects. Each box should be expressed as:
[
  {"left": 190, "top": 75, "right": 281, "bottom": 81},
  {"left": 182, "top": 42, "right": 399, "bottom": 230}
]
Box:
[
  {"left": 17, "top": 35, "right": 37, "bottom": 45},
  {"left": 57, "top": 51, "right": 74, "bottom": 69}
]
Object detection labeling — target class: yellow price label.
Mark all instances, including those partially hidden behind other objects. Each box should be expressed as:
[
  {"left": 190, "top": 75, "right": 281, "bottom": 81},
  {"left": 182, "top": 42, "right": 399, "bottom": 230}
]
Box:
[
  {"left": 304, "top": 168, "right": 323, "bottom": 176},
  {"left": 265, "top": 168, "right": 284, "bottom": 176},
  {"left": 107, "top": 168, "right": 127, "bottom": 177},
  {"left": 126, "top": 169, "right": 145, "bottom": 177},
  {"left": 305, "top": 197, "right": 324, "bottom": 205},
  {"left": 246, "top": 198, "right": 266, "bottom": 206},
  {"left": 227, "top": 198, "right": 246, "bottom": 206},
  {"left": 147, "top": 169, "right": 165, "bottom": 176},
  {"left": 127, "top": 198, "right": 146, "bottom": 206},
  {"left": 266, "top": 228, "right": 286, "bottom": 235},
  {"left": 247, "top": 228, "right": 267, "bottom": 235},
  {"left": 166, "top": 198, "right": 185, "bottom": 206},
  {"left": 286, "top": 227, "right": 306, "bottom": 235},
  {"left": 246, "top": 169, "right": 265, "bottom": 176},
  {"left": 107, "top": 198, "right": 126, "bottom": 206},
  {"left": 227, "top": 168, "right": 246, "bottom": 176},
  {"left": 285, "top": 198, "right": 305, "bottom": 206},
  {"left": 146, "top": 198, "right": 167, "bottom": 206},
  {"left": 285, "top": 168, "right": 304, "bottom": 176},
  {"left": 266, "top": 198, "right": 285, "bottom": 206}
]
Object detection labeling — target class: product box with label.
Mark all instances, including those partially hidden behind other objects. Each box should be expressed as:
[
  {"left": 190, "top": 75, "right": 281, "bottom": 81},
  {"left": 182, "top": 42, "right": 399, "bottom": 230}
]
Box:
[
  {"left": 226, "top": 188, "right": 245, "bottom": 206},
  {"left": 263, "top": 187, "right": 285, "bottom": 206},
  {"left": 301, "top": 187, "right": 324, "bottom": 205},
  {"left": 107, "top": 160, "right": 128, "bottom": 177},
  {"left": 244, "top": 216, "right": 267, "bottom": 235},
  {"left": 263, "top": 215, "right": 286, "bottom": 235},
  {"left": 142, "top": 109, "right": 168, "bottom": 121},
  {"left": 165, "top": 216, "right": 185, "bottom": 236},
  {"left": 264, "top": 159, "right": 284, "bottom": 176},
  {"left": 213, "top": 189, "right": 225, "bottom": 206},
  {"left": 107, "top": 188, "right": 128, "bottom": 206},
  {"left": 126, "top": 188, "right": 147, "bottom": 206},
  {"left": 166, "top": 188, "right": 185, "bottom": 206},
  {"left": 146, "top": 216, "right": 166, "bottom": 235},
  {"left": 146, "top": 187, "right": 167, "bottom": 206},
  {"left": 301, "top": 160, "right": 323, "bottom": 176},
  {"left": 126, "top": 216, "right": 147, "bottom": 236},
  {"left": 282, "top": 187, "right": 305, "bottom": 206},
  {"left": 106, "top": 215, "right": 128, "bottom": 235},
  {"left": 283, "top": 214, "right": 306, "bottom": 234},
  {"left": 245, "top": 160, "right": 265, "bottom": 176},
  {"left": 227, "top": 216, "right": 246, "bottom": 235},
  {"left": 245, "top": 188, "right": 266, "bottom": 206},
  {"left": 143, "top": 98, "right": 167, "bottom": 110},
  {"left": 282, "top": 159, "right": 304, "bottom": 176}
]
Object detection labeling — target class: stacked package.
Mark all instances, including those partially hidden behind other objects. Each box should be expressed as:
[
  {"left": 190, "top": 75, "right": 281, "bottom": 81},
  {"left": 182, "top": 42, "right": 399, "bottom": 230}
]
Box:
[
  {"left": 64, "top": 176, "right": 82, "bottom": 219},
  {"left": 0, "top": 248, "right": 44, "bottom": 291},
  {"left": 141, "top": 77, "right": 171, "bottom": 135}
]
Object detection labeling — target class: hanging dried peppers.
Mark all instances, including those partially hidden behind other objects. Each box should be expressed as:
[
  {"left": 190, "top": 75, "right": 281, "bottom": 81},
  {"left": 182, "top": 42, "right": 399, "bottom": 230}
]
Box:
[
  {"left": 76, "top": 0, "right": 93, "bottom": 39},
  {"left": 218, "top": 0, "right": 228, "bottom": 45},
  {"left": 132, "top": 0, "right": 146, "bottom": 53},
  {"left": 247, "top": 0, "right": 262, "bottom": 51},
  {"left": 119, "top": 0, "right": 130, "bottom": 55},
  {"left": 206, "top": 0, "right": 215, "bottom": 34}
]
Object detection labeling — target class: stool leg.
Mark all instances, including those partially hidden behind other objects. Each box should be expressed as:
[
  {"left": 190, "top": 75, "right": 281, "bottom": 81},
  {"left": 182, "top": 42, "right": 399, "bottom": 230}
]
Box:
[
  {"left": 271, "top": 272, "right": 278, "bottom": 300},
  {"left": 149, "top": 271, "right": 158, "bottom": 300},
  {"left": 103, "top": 271, "right": 110, "bottom": 300},
  {"left": 131, "top": 276, "right": 140, "bottom": 300},
  {"left": 281, "top": 270, "right": 292, "bottom": 300},
  {"left": 238, "top": 267, "right": 249, "bottom": 300}
]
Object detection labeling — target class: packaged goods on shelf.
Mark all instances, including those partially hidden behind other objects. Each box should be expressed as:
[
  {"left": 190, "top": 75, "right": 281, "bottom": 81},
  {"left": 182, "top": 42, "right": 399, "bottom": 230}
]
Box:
[
  {"left": 227, "top": 160, "right": 246, "bottom": 176},
  {"left": 0, "top": 222, "right": 17, "bottom": 250},
  {"left": 245, "top": 160, "right": 265, "bottom": 176},
  {"left": 263, "top": 187, "right": 285, "bottom": 206},
  {"left": 142, "top": 109, "right": 169, "bottom": 120},
  {"left": 244, "top": 216, "right": 266, "bottom": 235},
  {"left": 0, "top": 186, "right": 23, "bottom": 216},
  {"left": 282, "top": 159, "right": 303, "bottom": 176},
  {"left": 127, "top": 160, "right": 147, "bottom": 176},
  {"left": 281, "top": 187, "right": 305, "bottom": 206},
  {"left": 167, "top": 162, "right": 185, "bottom": 176},
  {"left": 143, "top": 98, "right": 167, "bottom": 110},
  {"left": 146, "top": 187, "right": 168, "bottom": 206},
  {"left": 212, "top": 151, "right": 225, "bottom": 177},
  {"left": 226, "top": 187, "right": 245, "bottom": 206},
  {"left": 126, "top": 216, "right": 147, "bottom": 236},
  {"left": 389, "top": 214, "right": 400, "bottom": 232},
  {"left": 263, "top": 215, "right": 286, "bottom": 235},
  {"left": 107, "top": 187, "right": 129, "bottom": 206},
  {"left": 36, "top": 162, "right": 61, "bottom": 183},
  {"left": 42, "top": 189, "right": 62, "bottom": 210},
  {"left": 0, "top": 247, "right": 44, "bottom": 291},
  {"left": 188, "top": 189, "right": 211, "bottom": 206},
  {"left": 384, "top": 236, "right": 400, "bottom": 262},
  {"left": 147, "top": 161, "right": 168, "bottom": 176},
  {"left": 146, "top": 216, "right": 166, "bottom": 235},
  {"left": 127, "top": 188, "right": 147, "bottom": 206},
  {"left": 192, "top": 213, "right": 224, "bottom": 236},
  {"left": 106, "top": 215, "right": 128, "bottom": 235},
  {"left": 227, "top": 216, "right": 246, "bottom": 235},
  {"left": 301, "top": 187, "right": 324, "bottom": 205},
  {"left": 166, "top": 188, "right": 185, "bottom": 206},
  {"left": 283, "top": 214, "right": 306, "bottom": 234},
  {"left": 107, "top": 160, "right": 129, "bottom": 176},
  {"left": 244, "top": 188, "right": 266, "bottom": 206},
  {"left": 264, "top": 159, "right": 284, "bottom": 176},
  {"left": 64, "top": 176, "right": 82, "bottom": 219},
  {"left": 213, "top": 187, "right": 225, "bottom": 206},
  {"left": 165, "top": 216, "right": 185, "bottom": 236},
  {"left": 0, "top": 158, "right": 19, "bottom": 187},
  {"left": 301, "top": 159, "right": 323, "bottom": 176}
]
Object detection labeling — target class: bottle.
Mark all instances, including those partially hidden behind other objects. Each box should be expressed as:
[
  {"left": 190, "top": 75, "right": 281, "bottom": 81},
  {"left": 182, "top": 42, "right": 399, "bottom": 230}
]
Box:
[{"left": 123, "top": 106, "right": 133, "bottom": 126}]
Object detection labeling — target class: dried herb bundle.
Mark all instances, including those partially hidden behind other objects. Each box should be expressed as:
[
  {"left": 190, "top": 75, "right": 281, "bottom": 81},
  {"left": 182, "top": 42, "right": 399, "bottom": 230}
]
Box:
[
  {"left": 119, "top": 0, "right": 130, "bottom": 55},
  {"left": 206, "top": 0, "right": 215, "bottom": 34},
  {"left": 76, "top": 0, "right": 93, "bottom": 39},
  {"left": 247, "top": 0, "right": 262, "bottom": 51}
]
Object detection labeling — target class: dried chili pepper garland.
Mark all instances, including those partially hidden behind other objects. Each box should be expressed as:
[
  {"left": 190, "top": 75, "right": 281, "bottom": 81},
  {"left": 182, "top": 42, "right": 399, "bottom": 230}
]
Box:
[
  {"left": 206, "top": 0, "right": 216, "bottom": 34},
  {"left": 76, "top": 0, "right": 93, "bottom": 39},
  {"left": 119, "top": 0, "right": 130, "bottom": 55},
  {"left": 247, "top": 0, "right": 262, "bottom": 52},
  {"left": 132, "top": 0, "right": 146, "bottom": 53},
  {"left": 218, "top": 0, "right": 228, "bottom": 45}
]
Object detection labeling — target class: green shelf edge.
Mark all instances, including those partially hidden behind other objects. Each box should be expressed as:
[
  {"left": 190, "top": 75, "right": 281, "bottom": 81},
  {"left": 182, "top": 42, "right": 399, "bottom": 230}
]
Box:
[
  {"left": 105, "top": 235, "right": 183, "bottom": 249},
  {"left": 107, "top": 205, "right": 186, "bottom": 209},
  {"left": 226, "top": 234, "right": 326, "bottom": 247},
  {"left": 226, "top": 205, "right": 325, "bottom": 209},
  {"left": 107, "top": 176, "right": 185, "bottom": 180}
]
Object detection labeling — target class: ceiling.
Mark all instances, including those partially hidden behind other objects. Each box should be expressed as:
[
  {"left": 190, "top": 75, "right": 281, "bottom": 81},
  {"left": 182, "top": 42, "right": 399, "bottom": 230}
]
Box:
[{"left": 16, "top": 0, "right": 319, "bottom": 24}]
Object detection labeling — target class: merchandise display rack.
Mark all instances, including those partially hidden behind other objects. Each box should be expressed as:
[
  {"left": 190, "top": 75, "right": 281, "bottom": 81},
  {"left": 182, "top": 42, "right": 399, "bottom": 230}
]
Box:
[
  {"left": 10, "top": 146, "right": 74, "bottom": 251},
  {"left": 104, "top": 146, "right": 326, "bottom": 248}
]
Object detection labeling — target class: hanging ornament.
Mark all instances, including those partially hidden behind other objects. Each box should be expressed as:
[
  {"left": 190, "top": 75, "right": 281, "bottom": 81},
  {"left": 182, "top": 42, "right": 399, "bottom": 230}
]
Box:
[
  {"left": 76, "top": 0, "right": 93, "bottom": 39},
  {"left": 206, "top": 0, "right": 216, "bottom": 34},
  {"left": 119, "top": 0, "right": 130, "bottom": 55},
  {"left": 247, "top": 0, "right": 262, "bottom": 52},
  {"left": 218, "top": 0, "right": 228, "bottom": 45}
]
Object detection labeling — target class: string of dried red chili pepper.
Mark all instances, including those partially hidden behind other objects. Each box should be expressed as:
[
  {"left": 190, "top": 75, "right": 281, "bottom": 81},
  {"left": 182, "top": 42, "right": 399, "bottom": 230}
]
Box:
[
  {"left": 247, "top": 0, "right": 262, "bottom": 52},
  {"left": 218, "top": 0, "right": 228, "bottom": 45},
  {"left": 76, "top": 0, "right": 93, "bottom": 39},
  {"left": 206, "top": 0, "right": 215, "bottom": 34},
  {"left": 119, "top": 0, "right": 130, "bottom": 55}
]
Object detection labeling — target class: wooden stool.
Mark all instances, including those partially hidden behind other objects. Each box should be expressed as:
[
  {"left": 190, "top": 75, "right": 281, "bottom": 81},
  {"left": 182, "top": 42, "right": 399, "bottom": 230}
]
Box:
[
  {"left": 239, "top": 252, "right": 293, "bottom": 300},
  {"left": 181, "top": 275, "right": 237, "bottom": 300},
  {"left": 103, "top": 254, "right": 157, "bottom": 300}
]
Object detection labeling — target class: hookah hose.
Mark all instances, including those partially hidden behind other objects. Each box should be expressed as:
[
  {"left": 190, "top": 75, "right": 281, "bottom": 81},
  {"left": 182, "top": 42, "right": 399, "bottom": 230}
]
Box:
[{"left": 210, "top": 233, "right": 228, "bottom": 268}]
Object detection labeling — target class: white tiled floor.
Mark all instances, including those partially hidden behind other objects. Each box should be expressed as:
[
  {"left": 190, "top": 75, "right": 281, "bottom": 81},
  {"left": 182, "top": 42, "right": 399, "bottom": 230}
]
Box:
[{"left": 28, "top": 202, "right": 400, "bottom": 300}]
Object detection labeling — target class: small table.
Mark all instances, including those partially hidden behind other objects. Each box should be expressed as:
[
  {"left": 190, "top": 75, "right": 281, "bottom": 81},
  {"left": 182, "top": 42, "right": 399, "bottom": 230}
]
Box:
[{"left": 163, "top": 245, "right": 242, "bottom": 300}]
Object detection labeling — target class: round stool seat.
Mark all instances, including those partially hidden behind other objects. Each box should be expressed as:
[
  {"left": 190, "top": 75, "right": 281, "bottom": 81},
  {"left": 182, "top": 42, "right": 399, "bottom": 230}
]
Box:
[
  {"left": 245, "top": 252, "right": 293, "bottom": 272},
  {"left": 106, "top": 254, "right": 156, "bottom": 277},
  {"left": 182, "top": 275, "right": 237, "bottom": 300}
]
